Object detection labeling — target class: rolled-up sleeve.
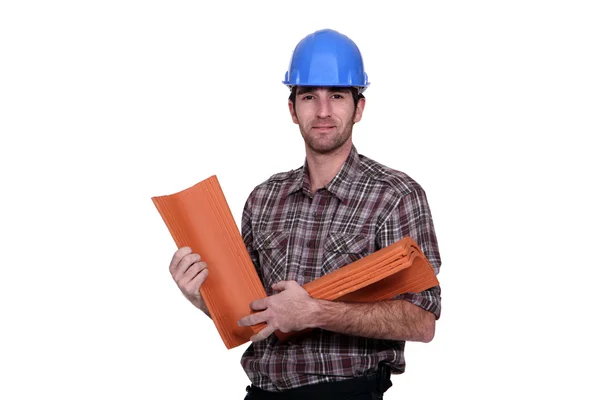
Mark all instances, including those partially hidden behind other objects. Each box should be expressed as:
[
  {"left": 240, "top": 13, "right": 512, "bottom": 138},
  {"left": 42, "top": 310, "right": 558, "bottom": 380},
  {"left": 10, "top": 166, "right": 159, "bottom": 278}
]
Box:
[{"left": 376, "top": 186, "right": 442, "bottom": 319}]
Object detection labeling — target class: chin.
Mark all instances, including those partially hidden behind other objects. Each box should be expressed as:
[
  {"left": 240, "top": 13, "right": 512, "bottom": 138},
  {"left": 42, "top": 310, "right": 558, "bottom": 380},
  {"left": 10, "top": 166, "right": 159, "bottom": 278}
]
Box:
[
  {"left": 301, "top": 129, "right": 352, "bottom": 155},
  {"left": 307, "top": 141, "right": 344, "bottom": 155}
]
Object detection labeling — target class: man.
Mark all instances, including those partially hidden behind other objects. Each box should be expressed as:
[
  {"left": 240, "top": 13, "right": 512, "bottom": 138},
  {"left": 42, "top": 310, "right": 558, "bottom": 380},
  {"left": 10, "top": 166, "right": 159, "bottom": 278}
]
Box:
[{"left": 169, "top": 29, "right": 442, "bottom": 399}]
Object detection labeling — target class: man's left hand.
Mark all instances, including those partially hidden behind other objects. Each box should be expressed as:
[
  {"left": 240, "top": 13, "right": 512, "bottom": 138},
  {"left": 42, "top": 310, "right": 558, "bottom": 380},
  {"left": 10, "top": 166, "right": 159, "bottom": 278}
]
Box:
[{"left": 237, "top": 280, "right": 320, "bottom": 342}]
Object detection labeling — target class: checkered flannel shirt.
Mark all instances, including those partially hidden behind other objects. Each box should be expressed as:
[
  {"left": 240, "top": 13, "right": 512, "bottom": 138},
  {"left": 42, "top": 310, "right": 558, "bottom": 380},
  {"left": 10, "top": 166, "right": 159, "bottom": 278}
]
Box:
[{"left": 240, "top": 145, "right": 442, "bottom": 391}]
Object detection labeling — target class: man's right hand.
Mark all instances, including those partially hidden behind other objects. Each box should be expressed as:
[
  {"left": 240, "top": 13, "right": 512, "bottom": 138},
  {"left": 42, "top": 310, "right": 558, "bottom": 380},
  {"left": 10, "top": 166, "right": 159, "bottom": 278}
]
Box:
[{"left": 169, "top": 246, "right": 210, "bottom": 316}]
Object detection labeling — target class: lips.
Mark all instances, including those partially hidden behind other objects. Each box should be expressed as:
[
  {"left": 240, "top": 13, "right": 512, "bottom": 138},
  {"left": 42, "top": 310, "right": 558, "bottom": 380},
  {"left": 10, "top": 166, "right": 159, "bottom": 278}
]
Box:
[{"left": 312, "top": 125, "right": 335, "bottom": 130}]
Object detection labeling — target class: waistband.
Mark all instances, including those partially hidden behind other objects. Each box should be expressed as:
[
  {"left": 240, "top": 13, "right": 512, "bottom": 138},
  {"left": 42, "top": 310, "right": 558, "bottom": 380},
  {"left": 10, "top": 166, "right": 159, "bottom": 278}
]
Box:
[{"left": 245, "top": 365, "right": 392, "bottom": 400}]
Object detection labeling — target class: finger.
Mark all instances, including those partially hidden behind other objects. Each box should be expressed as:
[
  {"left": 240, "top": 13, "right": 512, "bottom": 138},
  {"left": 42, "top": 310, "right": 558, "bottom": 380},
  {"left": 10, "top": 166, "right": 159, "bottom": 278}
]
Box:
[
  {"left": 182, "top": 261, "right": 208, "bottom": 284},
  {"left": 250, "top": 325, "right": 276, "bottom": 342},
  {"left": 185, "top": 266, "right": 209, "bottom": 294},
  {"left": 271, "top": 280, "right": 292, "bottom": 292},
  {"left": 169, "top": 246, "right": 192, "bottom": 274},
  {"left": 173, "top": 253, "right": 201, "bottom": 281},
  {"left": 238, "top": 310, "right": 268, "bottom": 327},
  {"left": 249, "top": 298, "right": 268, "bottom": 311}
]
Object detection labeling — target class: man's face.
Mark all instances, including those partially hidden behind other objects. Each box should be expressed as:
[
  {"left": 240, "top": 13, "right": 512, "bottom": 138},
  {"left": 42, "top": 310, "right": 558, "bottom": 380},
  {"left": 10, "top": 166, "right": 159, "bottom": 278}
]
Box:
[{"left": 288, "top": 87, "right": 365, "bottom": 155}]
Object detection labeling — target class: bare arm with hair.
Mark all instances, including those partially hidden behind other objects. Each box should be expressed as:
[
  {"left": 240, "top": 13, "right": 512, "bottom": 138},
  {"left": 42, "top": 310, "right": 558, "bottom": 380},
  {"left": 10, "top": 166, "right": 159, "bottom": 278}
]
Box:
[
  {"left": 238, "top": 280, "right": 434, "bottom": 342},
  {"left": 313, "top": 296, "right": 435, "bottom": 342}
]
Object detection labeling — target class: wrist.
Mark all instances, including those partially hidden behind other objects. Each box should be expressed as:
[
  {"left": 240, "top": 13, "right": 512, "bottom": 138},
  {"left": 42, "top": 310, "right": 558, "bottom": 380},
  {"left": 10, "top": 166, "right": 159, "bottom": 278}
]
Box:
[
  {"left": 188, "top": 294, "right": 208, "bottom": 312},
  {"left": 306, "top": 298, "right": 333, "bottom": 329}
]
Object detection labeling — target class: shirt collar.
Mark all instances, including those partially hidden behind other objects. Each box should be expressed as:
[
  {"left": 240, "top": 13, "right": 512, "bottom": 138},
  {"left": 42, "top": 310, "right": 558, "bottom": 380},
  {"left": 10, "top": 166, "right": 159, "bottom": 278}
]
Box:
[{"left": 285, "top": 145, "right": 362, "bottom": 204}]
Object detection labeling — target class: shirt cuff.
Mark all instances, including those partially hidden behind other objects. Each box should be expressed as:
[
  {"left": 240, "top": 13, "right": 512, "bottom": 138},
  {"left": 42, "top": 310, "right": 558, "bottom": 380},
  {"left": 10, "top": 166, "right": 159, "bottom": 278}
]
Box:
[{"left": 393, "top": 285, "right": 442, "bottom": 320}]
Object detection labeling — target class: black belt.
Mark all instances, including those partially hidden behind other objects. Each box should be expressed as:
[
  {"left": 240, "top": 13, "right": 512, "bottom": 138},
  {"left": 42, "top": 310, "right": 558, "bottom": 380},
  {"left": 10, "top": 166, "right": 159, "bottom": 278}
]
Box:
[{"left": 245, "top": 365, "right": 392, "bottom": 400}]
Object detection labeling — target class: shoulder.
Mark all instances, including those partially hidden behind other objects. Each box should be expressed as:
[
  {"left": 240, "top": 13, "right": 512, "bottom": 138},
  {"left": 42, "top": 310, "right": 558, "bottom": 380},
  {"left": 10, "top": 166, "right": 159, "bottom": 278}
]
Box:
[
  {"left": 264, "top": 168, "right": 302, "bottom": 184},
  {"left": 358, "top": 153, "right": 426, "bottom": 199},
  {"left": 244, "top": 167, "right": 303, "bottom": 205}
]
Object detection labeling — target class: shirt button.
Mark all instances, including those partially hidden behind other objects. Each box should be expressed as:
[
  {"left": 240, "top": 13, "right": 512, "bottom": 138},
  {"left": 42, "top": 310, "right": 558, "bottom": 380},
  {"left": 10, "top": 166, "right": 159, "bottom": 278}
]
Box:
[
  {"left": 306, "top": 241, "right": 313, "bottom": 248},
  {"left": 312, "top": 211, "right": 318, "bottom": 218}
]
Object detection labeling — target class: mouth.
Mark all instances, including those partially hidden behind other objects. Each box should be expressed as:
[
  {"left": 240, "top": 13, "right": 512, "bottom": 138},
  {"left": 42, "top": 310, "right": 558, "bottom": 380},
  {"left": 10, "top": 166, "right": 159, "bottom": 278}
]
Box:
[{"left": 312, "top": 125, "right": 335, "bottom": 131}]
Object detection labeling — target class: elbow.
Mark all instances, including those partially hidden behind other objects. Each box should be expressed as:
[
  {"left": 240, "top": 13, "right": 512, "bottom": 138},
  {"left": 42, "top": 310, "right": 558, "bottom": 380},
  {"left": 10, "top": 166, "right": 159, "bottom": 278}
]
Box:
[
  {"left": 420, "top": 313, "right": 436, "bottom": 343},
  {"left": 421, "top": 326, "right": 435, "bottom": 343}
]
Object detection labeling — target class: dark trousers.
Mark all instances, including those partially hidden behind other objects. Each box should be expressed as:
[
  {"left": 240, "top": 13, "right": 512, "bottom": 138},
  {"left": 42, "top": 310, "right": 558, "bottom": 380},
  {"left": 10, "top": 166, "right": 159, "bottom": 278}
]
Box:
[{"left": 244, "top": 366, "right": 392, "bottom": 400}]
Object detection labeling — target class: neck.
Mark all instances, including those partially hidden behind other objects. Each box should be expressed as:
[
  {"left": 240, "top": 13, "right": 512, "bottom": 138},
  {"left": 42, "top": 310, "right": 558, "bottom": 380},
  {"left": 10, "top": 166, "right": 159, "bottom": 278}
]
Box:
[{"left": 305, "top": 140, "right": 353, "bottom": 193}]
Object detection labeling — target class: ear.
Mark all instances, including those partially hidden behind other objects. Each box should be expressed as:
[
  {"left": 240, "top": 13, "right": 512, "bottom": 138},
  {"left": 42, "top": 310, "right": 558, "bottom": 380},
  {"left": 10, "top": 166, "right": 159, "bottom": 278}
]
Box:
[
  {"left": 353, "top": 97, "right": 366, "bottom": 123},
  {"left": 288, "top": 99, "right": 299, "bottom": 124}
]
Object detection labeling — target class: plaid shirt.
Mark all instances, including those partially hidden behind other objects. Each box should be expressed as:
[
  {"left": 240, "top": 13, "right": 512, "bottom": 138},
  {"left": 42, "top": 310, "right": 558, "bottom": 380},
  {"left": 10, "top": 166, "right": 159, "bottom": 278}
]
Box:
[{"left": 240, "top": 145, "right": 442, "bottom": 391}]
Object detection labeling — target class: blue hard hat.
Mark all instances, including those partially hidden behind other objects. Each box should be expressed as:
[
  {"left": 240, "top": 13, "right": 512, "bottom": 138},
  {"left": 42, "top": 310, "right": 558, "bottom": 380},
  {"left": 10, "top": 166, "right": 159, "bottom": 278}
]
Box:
[{"left": 283, "top": 29, "right": 370, "bottom": 93}]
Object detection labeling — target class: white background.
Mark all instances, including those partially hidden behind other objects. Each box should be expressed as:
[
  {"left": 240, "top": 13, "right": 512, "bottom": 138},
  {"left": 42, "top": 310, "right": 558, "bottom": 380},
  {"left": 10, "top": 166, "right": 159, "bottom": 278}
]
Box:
[{"left": 1, "top": 1, "right": 599, "bottom": 399}]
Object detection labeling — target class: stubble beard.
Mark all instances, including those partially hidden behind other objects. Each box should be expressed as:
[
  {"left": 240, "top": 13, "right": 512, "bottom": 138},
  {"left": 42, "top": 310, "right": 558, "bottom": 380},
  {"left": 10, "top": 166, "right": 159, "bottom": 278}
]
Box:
[{"left": 300, "top": 119, "right": 355, "bottom": 155}]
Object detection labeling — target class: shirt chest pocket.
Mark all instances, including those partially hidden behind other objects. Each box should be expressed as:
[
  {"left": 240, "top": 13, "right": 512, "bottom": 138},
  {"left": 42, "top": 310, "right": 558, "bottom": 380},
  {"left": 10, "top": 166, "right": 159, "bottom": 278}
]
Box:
[
  {"left": 253, "top": 230, "right": 290, "bottom": 291},
  {"left": 321, "top": 232, "right": 373, "bottom": 277}
]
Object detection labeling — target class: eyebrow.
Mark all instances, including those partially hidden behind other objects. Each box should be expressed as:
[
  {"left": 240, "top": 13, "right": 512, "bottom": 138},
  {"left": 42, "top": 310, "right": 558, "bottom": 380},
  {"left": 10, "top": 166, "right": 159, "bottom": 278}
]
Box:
[{"left": 296, "top": 86, "right": 352, "bottom": 95}]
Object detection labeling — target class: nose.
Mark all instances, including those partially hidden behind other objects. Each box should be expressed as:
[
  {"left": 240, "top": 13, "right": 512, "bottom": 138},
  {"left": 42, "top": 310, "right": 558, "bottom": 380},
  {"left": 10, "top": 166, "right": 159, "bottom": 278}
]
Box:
[{"left": 316, "top": 97, "right": 331, "bottom": 118}]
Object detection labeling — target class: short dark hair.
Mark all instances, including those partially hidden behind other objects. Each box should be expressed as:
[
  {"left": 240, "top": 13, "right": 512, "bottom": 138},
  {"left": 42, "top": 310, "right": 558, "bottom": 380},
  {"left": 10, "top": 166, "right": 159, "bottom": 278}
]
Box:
[{"left": 288, "top": 86, "right": 365, "bottom": 110}]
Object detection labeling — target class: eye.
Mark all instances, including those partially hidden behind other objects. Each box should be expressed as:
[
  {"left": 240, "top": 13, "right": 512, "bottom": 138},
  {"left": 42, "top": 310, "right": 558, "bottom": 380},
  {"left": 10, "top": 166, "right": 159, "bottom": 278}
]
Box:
[
  {"left": 301, "top": 94, "right": 315, "bottom": 100},
  {"left": 331, "top": 94, "right": 345, "bottom": 99}
]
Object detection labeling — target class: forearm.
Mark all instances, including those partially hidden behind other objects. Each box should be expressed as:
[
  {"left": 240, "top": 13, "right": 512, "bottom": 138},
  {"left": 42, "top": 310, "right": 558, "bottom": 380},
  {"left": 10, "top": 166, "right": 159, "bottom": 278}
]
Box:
[{"left": 311, "top": 299, "right": 435, "bottom": 342}]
